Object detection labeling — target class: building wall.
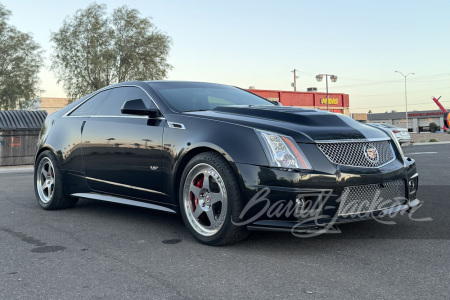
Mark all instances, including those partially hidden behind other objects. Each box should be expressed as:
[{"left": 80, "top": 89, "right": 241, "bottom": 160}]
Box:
[
  {"left": 352, "top": 113, "right": 368, "bottom": 121},
  {"left": 247, "top": 89, "right": 350, "bottom": 115},
  {"left": 367, "top": 110, "right": 448, "bottom": 132},
  {"left": 40, "top": 97, "right": 70, "bottom": 114}
]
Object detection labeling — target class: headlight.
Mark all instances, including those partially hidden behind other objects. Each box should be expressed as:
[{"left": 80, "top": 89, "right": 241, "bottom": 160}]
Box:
[{"left": 255, "top": 130, "right": 312, "bottom": 170}]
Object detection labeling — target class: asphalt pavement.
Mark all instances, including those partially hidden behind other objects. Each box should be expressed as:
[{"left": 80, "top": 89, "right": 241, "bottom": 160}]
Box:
[{"left": 1, "top": 144, "right": 449, "bottom": 299}]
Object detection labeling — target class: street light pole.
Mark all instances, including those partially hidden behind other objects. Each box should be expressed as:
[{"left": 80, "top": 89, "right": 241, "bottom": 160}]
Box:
[
  {"left": 316, "top": 74, "right": 338, "bottom": 111},
  {"left": 325, "top": 75, "right": 329, "bottom": 111},
  {"left": 395, "top": 71, "right": 414, "bottom": 132}
]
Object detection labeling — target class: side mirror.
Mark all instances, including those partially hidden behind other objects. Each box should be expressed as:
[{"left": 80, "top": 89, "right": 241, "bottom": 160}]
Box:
[{"left": 121, "top": 99, "right": 161, "bottom": 118}]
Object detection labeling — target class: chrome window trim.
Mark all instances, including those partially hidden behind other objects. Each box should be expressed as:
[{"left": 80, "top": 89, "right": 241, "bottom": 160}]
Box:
[
  {"left": 63, "top": 84, "right": 163, "bottom": 118},
  {"left": 67, "top": 115, "right": 166, "bottom": 120},
  {"left": 89, "top": 115, "right": 166, "bottom": 120}
]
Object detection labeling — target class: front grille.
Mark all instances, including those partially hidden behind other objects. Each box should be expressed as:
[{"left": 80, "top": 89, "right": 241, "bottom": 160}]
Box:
[
  {"left": 316, "top": 140, "right": 395, "bottom": 168},
  {"left": 338, "top": 180, "right": 406, "bottom": 216}
]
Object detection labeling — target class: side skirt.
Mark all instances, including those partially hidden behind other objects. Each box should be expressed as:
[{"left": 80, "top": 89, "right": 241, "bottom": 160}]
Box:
[{"left": 71, "top": 192, "right": 177, "bottom": 214}]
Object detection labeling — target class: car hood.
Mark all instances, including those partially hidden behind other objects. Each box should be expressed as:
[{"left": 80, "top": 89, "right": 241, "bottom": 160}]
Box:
[{"left": 183, "top": 106, "right": 389, "bottom": 143}]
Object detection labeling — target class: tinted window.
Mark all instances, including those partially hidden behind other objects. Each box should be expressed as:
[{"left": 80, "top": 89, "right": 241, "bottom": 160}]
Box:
[
  {"left": 70, "top": 90, "right": 110, "bottom": 116},
  {"left": 95, "top": 87, "right": 156, "bottom": 116},
  {"left": 148, "top": 82, "right": 274, "bottom": 112}
]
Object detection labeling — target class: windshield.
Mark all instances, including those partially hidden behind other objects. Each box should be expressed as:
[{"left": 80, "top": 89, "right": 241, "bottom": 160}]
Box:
[
  {"left": 368, "top": 123, "right": 397, "bottom": 129},
  {"left": 148, "top": 82, "right": 274, "bottom": 112},
  {"left": 381, "top": 124, "right": 398, "bottom": 129}
]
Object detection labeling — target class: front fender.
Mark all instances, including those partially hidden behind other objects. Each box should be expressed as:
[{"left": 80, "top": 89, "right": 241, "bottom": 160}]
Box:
[{"left": 161, "top": 114, "right": 270, "bottom": 202}]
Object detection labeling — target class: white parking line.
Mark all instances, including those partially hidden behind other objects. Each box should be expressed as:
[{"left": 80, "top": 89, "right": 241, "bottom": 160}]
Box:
[
  {"left": 0, "top": 166, "right": 34, "bottom": 174},
  {"left": 406, "top": 152, "right": 438, "bottom": 155}
]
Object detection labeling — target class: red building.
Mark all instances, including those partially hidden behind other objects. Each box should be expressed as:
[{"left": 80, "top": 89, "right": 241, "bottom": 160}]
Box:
[{"left": 246, "top": 89, "right": 350, "bottom": 115}]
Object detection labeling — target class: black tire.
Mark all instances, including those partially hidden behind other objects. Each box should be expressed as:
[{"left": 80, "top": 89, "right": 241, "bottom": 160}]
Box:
[
  {"left": 34, "top": 150, "right": 78, "bottom": 210},
  {"left": 179, "top": 152, "right": 249, "bottom": 245}
]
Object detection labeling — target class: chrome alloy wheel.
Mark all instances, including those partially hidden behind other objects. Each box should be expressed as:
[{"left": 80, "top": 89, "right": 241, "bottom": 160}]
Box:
[
  {"left": 36, "top": 157, "right": 56, "bottom": 204},
  {"left": 183, "top": 163, "right": 228, "bottom": 236}
]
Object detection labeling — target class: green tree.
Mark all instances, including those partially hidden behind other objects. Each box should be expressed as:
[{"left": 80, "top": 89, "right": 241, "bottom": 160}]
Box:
[
  {"left": 429, "top": 122, "right": 438, "bottom": 133},
  {"left": 0, "top": 4, "right": 43, "bottom": 110},
  {"left": 51, "top": 3, "right": 172, "bottom": 101}
]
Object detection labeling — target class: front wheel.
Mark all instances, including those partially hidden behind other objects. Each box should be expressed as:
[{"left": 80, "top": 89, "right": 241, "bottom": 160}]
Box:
[
  {"left": 179, "top": 152, "right": 248, "bottom": 245},
  {"left": 34, "top": 150, "right": 78, "bottom": 210}
]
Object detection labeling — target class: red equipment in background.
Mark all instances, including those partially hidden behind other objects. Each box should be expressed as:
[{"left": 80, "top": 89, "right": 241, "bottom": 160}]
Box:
[{"left": 432, "top": 96, "right": 448, "bottom": 130}]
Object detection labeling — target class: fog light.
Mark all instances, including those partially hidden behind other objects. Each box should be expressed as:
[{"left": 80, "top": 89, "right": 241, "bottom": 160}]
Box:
[
  {"left": 296, "top": 195, "right": 305, "bottom": 207},
  {"left": 295, "top": 195, "right": 305, "bottom": 218}
]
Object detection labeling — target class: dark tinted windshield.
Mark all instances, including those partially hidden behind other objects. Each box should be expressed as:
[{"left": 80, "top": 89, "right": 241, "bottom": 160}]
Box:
[{"left": 148, "top": 82, "right": 274, "bottom": 112}]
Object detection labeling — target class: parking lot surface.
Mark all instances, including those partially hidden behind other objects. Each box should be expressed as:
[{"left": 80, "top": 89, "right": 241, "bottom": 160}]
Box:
[{"left": 0, "top": 144, "right": 449, "bottom": 299}]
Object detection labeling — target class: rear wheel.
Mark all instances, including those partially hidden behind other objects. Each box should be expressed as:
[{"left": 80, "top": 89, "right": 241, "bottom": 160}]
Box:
[
  {"left": 34, "top": 150, "right": 78, "bottom": 210},
  {"left": 179, "top": 152, "right": 248, "bottom": 245}
]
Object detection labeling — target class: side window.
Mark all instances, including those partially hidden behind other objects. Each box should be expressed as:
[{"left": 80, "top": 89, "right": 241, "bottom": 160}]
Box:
[
  {"left": 95, "top": 87, "right": 156, "bottom": 116},
  {"left": 70, "top": 90, "right": 110, "bottom": 116}
]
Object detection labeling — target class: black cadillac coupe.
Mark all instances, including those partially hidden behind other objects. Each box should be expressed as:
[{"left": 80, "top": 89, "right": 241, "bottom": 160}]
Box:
[{"left": 34, "top": 81, "right": 420, "bottom": 245}]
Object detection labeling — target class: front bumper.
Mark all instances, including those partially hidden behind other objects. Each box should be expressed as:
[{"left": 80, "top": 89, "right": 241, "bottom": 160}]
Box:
[
  {"left": 247, "top": 198, "right": 421, "bottom": 233},
  {"left": 233, "top": 156, "right": 418, "bottom": 231}
]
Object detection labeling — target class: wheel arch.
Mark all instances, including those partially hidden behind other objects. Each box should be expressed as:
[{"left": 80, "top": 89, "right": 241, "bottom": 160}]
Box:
[
  {"left": 173, "top": 145, "right": 245, "bottom": 207},
  {"left": 35, "top": 145, "right": 59, "bottom": 166}
]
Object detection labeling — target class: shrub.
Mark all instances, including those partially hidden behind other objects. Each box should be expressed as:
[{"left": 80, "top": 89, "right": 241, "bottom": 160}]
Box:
[
  {"left": 429, "top": 139, "right": 438, "bottom": 142},
  {"left": 429, "top": 122, "right": 438, "bottom": 133}
]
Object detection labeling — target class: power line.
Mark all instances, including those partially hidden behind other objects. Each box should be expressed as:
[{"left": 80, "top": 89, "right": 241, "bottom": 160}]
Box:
[
  {"left": 351, "top": 86, "right": 450, "bottom": 98},
  {"left": 335, "top": 76, "right": 450, "bottom": 89},
  {"left": 352, "top": 100, "right": 450, "bottom": 110},
  {"left": 297, "top": 72, "right": 450, "bottom": 89}
]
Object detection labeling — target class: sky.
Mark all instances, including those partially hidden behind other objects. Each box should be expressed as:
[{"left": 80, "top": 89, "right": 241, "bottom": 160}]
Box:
[{"left": 2, "top": 0, "right": 450, "bottom": 113}]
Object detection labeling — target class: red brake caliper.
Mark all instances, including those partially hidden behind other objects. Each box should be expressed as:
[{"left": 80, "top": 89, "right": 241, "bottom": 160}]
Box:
[{"left": 191, "top": 175, "right": 204, "bottom": 212}]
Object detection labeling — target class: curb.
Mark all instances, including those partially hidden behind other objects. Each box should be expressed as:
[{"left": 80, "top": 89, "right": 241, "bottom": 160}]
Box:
[
  {"left": 0, "top": 165, "right": 34, "bottom": 174},
  {"left": 405, "top": 141, "right": 450, "bottom": 146}
]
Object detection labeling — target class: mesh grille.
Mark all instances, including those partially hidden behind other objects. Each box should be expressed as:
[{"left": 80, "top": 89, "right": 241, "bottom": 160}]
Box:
[
  {"left": 338, "top": 180, "right": 406, "bottom": 216},
  {"left": 316, "top": 140, "right": 395, "bottom": 168}
]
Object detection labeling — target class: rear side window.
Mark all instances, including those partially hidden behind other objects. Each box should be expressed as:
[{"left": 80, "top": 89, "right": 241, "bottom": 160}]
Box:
[
  {"left": 70, "top": 90, "right": 110, "bottom": 116},
  {"left": 95, "top": 87, "right": 156, "bottom": 116}
]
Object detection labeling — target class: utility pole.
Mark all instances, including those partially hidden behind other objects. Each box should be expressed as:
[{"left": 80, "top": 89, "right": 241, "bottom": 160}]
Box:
[{"left": 291, "top": 69, "right": 299, "bottom": 91}]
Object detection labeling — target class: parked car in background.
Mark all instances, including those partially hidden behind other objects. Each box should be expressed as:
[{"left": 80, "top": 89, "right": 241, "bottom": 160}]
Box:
[{"left": 366, "top": 123, "right": 411, "bottom": 144}]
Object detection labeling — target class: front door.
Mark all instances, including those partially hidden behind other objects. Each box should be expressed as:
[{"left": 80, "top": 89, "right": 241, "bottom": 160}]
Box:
[{"left": 81, "top": 86, "right": 165, "bottom": 202}]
